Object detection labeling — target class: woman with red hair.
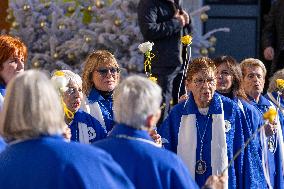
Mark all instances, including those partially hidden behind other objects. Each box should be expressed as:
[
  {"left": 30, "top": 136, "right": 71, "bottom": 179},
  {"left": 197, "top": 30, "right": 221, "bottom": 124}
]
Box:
[
  {"left": 0, "top": 34, "right": 27, "bottom": 110},
  {"left": 0, "top": 34, "right": 27, "bottom": 152}
]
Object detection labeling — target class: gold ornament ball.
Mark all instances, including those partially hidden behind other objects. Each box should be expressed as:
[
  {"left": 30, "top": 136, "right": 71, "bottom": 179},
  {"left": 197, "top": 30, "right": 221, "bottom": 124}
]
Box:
[
  {"left": 67, "top": 6, "right": 75, "bottom": 13},
  {"left": 6, "top": 14, "right": 14, "bottom": 22},
  {"left": 87, "top": 6, "right": 93, "bottom": 12},
  {"left": 209, "top": 36, "right": 217, "bottom": 45},
  {"left": 68, "top": 53, "right": 75, "bottom": 60},
  {"left": 40, "top": 21, "right": 46, "bottom": 28},
  {"left": 114, "top": 19, "right": 122, "bottom": 27},
  {"left": 200, "top": 48, "right": 208, "bottom": 56},
  {"left": 23, "top": 4, "right": 31, "bottom": 11},
  {"left": 95, "top": 0, "right": 104, "bottom": 8},
  {"left": 11, "top": 21, "right": 19, "bottom": 29},
  {"left": 200, "top": 13, "right": 208, "bottom": 22},
  {"left": 44, "top": 2, "right": 51, "bottom": 8},
  {"left": 32, "top": 61, "right": 40, "bottom": 68},
  {"left": 53, "top": 53, "right": 59, "bottom": 59},
  {"left": 58, "top": 24, "right": 66, "bottom": 30},
  {"left": 209, "top": 47, "right": 215, "bottom": 53},
  {"left": 85, "top": 37, "right": 92, "bottom": 43}
]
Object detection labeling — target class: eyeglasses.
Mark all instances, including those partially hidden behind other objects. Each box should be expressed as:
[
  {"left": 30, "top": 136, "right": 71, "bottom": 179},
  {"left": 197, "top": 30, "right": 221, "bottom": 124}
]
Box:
[
  {"left": 96, "top": 67, "right": 120, "bottom": 77},
  {"left": 66, "top": 87, "right": 82, "bottom": 96},
  {"left": 193, "top": 78, "right": 216, "bottom": 86}
]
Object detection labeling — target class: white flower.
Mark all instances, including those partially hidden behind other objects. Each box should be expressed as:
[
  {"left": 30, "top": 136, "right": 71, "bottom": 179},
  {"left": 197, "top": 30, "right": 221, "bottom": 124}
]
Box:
[
  {"left": 51, "top": 76, "right": 68, "bottom": 93},
  {"left": 138, "top": 41, "right": 154, "bottom": 53}
]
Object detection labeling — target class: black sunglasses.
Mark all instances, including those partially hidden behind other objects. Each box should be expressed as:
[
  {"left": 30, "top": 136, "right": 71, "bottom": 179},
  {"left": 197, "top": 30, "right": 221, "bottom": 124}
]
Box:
[{"left": 96, "top": 67, "right": 120, "bottom": 77}]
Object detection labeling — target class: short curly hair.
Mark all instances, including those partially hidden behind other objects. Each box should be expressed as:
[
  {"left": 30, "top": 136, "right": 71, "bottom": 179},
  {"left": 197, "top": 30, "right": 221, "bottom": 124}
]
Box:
[
  {"left": 0, "top": 35, "right": 27, "bottom": 84},
  {"left": 82, "top": 50, "right": 119, "bottom": 95},
  {"left": 0, "top": 35, "right": 27, "bottom": 62},
  {"left": 186, "top": 57, "right": 216, "bottom": 81},
  {"left": 240, "top": 58, "right": 267, "bottom": 77}
]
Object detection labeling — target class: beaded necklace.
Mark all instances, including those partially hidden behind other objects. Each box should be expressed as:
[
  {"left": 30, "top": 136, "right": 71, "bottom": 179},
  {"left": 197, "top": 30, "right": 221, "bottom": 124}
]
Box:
[{"left": 195, "top": 114, "right": 211, "bottom": 175}]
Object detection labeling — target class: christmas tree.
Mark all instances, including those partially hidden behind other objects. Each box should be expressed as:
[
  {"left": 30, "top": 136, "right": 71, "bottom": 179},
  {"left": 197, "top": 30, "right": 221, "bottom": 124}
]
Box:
[{"left": 5, "top": 0, "right": 229, "bottom": 74}]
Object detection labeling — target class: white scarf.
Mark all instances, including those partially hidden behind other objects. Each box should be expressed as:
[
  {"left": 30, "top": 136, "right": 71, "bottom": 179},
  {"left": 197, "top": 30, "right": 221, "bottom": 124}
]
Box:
[
  {"left": 177, "top": 97, "right": 228, "bottom": 189},
  {"left": 260, "top": 101, "right": 284, "bottom": 189},
  {"left": 0, "top": 93, "right": 4, "bottom": 111},
  {"left": 267, "top": 92, "right": 284, "bottom": 114},
  {"left": 80, "top": 96, "right": 106, "bottom": 130}
]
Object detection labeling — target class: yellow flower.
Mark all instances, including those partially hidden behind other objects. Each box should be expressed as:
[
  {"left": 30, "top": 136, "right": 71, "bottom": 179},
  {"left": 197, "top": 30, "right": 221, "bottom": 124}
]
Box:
[
  {"left": 181, "top": 35, "right": 192, "bottom": 45},
  {"left": 149, "top": 76, "right": 157, "bottom": 83},
  {"left": 54, "top": 70, "right": 65, "bottom": 77},
  {"left": 276, "top": 79, "right": 284, "bottom": 90},
  {"left": 263, "top": 107, "right": 277, "bottom": 124}
]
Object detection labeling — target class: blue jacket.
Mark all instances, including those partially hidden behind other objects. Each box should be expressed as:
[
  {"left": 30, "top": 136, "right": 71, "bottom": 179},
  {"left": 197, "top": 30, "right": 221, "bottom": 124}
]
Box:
[
  {"left": 83, "top": 88, "right": 115, "bottom": 133},
  {"left": 249, "top": 95, "right": 284, "bottom": 189},
  {"left": 94, "top": 124, "right": 199, "bottom": 189},
  {"left": 0, "top": 135, "right": 134, "bottom": 189},
  {"left": 69, "top": 109, "right": 107, "bottom": 143}
]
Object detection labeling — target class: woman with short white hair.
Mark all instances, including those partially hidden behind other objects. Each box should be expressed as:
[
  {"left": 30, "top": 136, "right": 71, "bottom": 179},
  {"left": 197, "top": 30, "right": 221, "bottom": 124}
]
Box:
[
  {"left": 0, "top": 70, "right": 134, "bottom": 189},
  {"left": 51, "top": 70, "right": 108, "bottom": 144}
]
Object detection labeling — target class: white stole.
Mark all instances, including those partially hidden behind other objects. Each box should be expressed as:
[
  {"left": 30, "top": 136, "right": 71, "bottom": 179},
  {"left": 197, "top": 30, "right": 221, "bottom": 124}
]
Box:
[
  {"left": 260, "top": 101, "right": 284, "bottom": 189},
  {"left": 177, "top": 99, "right": 228, "bottom": 188},
  {"left": 0, "top": 94, "right": 4, "bottom": 111},
  {"left": 78, "top": 123, "right": 90, "bottom": 144},
  {"left": 78, "top": 122, "right": 97, "bottom": 144},
  {"left": 81, "top": 96, "right": 106, "bottom": 130}
]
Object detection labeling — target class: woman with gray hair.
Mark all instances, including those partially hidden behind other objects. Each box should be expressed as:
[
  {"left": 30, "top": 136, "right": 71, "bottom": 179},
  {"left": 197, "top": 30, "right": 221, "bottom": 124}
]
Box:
[
  {"left": 51, "top": 70, "right": 108, "bottom": 144},
  {"left": 0, "top": 70, "right": 134, "bottom": 189},
  {"left": 94, "top": 75, "right": 199, "bottom": 189}
]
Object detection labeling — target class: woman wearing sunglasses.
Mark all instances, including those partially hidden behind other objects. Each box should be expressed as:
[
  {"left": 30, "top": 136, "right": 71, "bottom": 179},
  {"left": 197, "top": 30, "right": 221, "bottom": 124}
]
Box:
[{"left": 81, "top": 50, "right": 120, "bottom": 136}]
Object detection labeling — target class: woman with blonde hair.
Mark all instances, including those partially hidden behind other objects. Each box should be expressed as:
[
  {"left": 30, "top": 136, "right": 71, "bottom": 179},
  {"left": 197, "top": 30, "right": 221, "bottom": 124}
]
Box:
[
  {"left": 0, "top": 70, "right": 134, "bottom": 189},
  {"left": 81, "top": 50, "right": 120, "bottom": 135}
]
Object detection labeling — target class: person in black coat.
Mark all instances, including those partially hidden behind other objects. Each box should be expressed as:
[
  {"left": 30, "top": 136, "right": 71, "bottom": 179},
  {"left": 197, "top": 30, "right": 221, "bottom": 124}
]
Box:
[
  {"left": 137, "top": 0, "right": 190, "bottom": 122},
  {"left": 262, "top": 0, "right": 284, "bottom": 76}
]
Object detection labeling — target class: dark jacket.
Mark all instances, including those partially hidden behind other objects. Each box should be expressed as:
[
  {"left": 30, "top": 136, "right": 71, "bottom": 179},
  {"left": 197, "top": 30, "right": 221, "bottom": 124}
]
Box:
[
  {"left": 138, "top": 0, "right": 184, "bottom": 74},
  {"left": 262, "top": 0, "right": 284, "bottom": 70}
]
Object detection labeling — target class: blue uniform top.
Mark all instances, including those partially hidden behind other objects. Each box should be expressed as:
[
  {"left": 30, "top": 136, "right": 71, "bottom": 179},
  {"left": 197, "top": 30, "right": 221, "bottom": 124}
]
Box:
[
  {"left": 265, "top": 92, "right": 284, "bottom": 113},
  {"left": 69, "top": 109, "right": 107, "bottom": 143},
  {"left": 93, "top": 124, "right": 199, "bottom": 189},
  {"left": 0, "top": 135, "right": 134, "bottom": 189},
  {"left": 86, "top": 88, "right": 115, "bottom": 132},
  {"left": 0, "top": 83, "right": 5, "bottom": 110},
  {"left": 158, "top": 93, "right": 245, "bottom": 188},
  {"left": 249, "top": 95, "right": 284, "bottom": 189},
  {"left": 233, "top": 98, "right": 267, "bottom": 189},
  {"left": 0, "top": 83, "right": 7, "bottom": 151},
  {"left": 0, "top": 137, "right": 6, "bottom": 152}
]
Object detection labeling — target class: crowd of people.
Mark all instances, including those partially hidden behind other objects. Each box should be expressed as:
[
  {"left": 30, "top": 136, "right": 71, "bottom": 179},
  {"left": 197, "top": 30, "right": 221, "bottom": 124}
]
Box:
[
  {"left": 0, "top": 1, "right": 284, "bottom": 188},
  {"left": 0, "top": 33, "right": 283, "bottom": 189}
]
